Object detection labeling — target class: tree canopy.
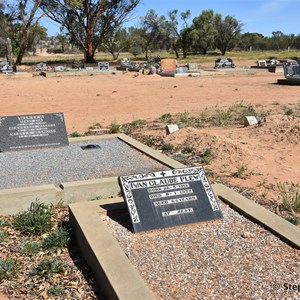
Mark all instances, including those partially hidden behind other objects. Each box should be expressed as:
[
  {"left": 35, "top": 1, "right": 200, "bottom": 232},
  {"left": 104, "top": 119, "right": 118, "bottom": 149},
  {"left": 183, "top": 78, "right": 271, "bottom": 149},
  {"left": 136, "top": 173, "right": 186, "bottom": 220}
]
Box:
[{"left": 41, "top": 0, "right": 141, "bottom": 62}]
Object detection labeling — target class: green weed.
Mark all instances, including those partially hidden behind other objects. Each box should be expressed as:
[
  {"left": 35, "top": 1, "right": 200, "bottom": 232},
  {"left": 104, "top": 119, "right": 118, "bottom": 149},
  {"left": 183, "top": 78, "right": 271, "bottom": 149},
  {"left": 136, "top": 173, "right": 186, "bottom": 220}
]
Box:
[
  {"left": 12, "top": 201, "right": 54, "bottom": 235},
  {"left": 48, "top": 285, "right": 65, "bottom": 296},
  {"left": 159, "top": 113, "right": 172, "bottom": 123},
  {"left": 162, "top": 143, "right": 174, "bottom": 151},
  {"left": 109, "top": 121, "right": 121, "bottom": 133},
  {"left": 284, "top": 108, "right": 293, "bottom": 116},
  {"left": 130, "top": 119, "right": 146, "bottom": 127},
  {"left": 20, "top": 239, "right": 41, "bottom": 256},
  {"left": 31, "top": 258, "right": 66, "bottom": 278},
  {"left": 0, "top": 230, "right": 9, "bottom": 242},
  {"left": 277, "top": 182, "right": 300, "bottom": 213},
  {"left": 231, "top": 164, "right": 248, "bottom": 179},
  {"left": 201, "top": 148, "right": 214, "bottom": 164},
  {"left": 69, "top": 131, "right": 81, "bottom": 137},
  {"left": 0, "top": 257, "right": 18, "bottom": 280},
  {"left": 182, "top": 145, "right": 194, "bottom": 154},
  {"left": 42, "top": 228, "right": 70, "bottom": 253}
]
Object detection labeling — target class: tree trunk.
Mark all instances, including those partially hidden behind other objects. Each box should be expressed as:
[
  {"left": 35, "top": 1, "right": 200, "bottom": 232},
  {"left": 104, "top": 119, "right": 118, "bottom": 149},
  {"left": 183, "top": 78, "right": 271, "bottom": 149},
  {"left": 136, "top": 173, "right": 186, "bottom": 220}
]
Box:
[
  {"left": 84, "top": 28, "right": 96, "bottom": 63},
  {"left": 6, "top": 38, "right": 13, "bottom": 64},
  {"left": 172, "top": 44, "right": 180, "bottom": 58},
  {"left": 84, "top": 48, "right": 96, "bottom": 63},
  {"left": 16, "top": 47, "right": 26, "bottom": 65}
]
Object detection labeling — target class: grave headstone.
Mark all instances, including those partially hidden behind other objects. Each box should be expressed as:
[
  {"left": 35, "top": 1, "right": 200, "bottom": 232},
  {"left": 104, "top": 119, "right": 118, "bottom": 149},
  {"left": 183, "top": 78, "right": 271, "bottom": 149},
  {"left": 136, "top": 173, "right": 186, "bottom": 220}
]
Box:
[
  {"left": 0, "top": 61, "right": 15, "bottom": 73},
  {"left": 176, "top": 66, "right": 188, "bottom": 73},
  {"left": 257, "top": 60, "right": 267, "bottom": 67},
  {"left": 54, "top": 66, "right": 66, "bottom": 72},
  {"left": 160, "top": 58, "right": 177, "bottom": 72},
  {"left": 283, "top": 61, "right": 300, "bottom": 79},
  {"left": 214, "top": 58, "right": 235, "bottom": 69},
  {"left": 0, "top": 112, "right": 69, "bottom": 152},
  {"left": 98, "top": 62, "right": 109, "bottom": 70},
  {"left": 166, "top": 124, "right": 179, "bottom": 135},
  {"left": 72, "top": 60, "right": 84, "bottom": 69},
  {"left": 188, "top": 63, "right": 198, "bottom": 71},
  {"left": 119, "top": 166, "right": 223, "bottom": 233},
  {"left": 244, "top": 116, "right": 258, "bottom": 127}
]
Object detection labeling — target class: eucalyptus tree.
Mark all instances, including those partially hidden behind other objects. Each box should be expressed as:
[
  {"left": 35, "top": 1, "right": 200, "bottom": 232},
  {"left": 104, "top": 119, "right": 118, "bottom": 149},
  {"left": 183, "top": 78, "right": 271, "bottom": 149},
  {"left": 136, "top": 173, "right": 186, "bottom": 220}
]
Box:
[
  {"left": 101, "top": 27, "right": 129, "bottom": 60},
  {"left": 214, "top": 13, "right": 242, "bottom": 55},
  {"left": 166, "top": 9, "right": 191, "bottom": 58},
  {"left": 139, "top": 9, "right": 169, "bottom": 58},
  {"left": 3, "top": 0, "right": 45, "bottom": 64},
  {"left": 190, "top": 10, "right": 216, "bottom": 54},
  {"left": 41, "top": 0, "right": 141, "bottom": 62}
]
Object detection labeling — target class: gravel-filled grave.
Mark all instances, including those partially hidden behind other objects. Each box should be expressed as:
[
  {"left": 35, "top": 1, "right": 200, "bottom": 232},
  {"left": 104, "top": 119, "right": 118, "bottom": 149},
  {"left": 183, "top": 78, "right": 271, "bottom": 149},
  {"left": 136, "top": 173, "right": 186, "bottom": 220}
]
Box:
[
  {"left": 0, "top": 138, "right": 169, "bottom": 189},
  {"left": 101, "top": 201, "right": 300, "bottom": 300}
]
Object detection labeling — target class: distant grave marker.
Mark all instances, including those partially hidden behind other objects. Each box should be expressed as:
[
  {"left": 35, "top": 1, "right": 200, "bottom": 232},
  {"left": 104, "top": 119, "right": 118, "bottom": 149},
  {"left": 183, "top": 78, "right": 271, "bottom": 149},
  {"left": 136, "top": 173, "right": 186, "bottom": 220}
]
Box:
[
  {"left": 244, "top": 116, "right": 258, "bottom": 127},
  {"left": 166, "top": 124, "right": 179, "bottom": 135},
  {"left": 257, "top": 60, "right": 267, "bottom": 67},
  {"left": 0, "top": 112, "right": 69, "bottom": 152},
  {"left": 188, "top": 63, "right": 198, "bottom": 71},
  {"left": 160, "top": 58, "right": 177, "bottom": 72},
  {"left": 99, "top": 62, "right": 109, "bottom": 70},
  {"left": 119, "top": 167, "right": 223, "bottom": 233},
  {"left": 283, "top": 61, "right": 300, "bottom": 79}
]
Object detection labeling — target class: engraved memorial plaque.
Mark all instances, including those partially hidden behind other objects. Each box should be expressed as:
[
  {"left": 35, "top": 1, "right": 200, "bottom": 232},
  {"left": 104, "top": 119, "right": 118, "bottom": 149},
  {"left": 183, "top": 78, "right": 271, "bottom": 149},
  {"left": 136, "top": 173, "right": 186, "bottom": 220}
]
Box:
[
  {"left": 0, "top": 112, "right": 69, "bottom": 152},
  {"left": 119, "top": 167, "right": 223, "bottom": 233},
  {"left": 283, "top": 61, "right": 300, "bottom": 79}
]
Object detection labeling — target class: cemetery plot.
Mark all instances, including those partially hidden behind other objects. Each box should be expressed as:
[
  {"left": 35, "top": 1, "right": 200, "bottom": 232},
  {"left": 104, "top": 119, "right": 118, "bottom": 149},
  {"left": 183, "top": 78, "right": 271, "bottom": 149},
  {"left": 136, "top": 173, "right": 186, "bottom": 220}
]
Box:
[
  {"left": 0, "top": 112, "right": 68, "bottom": 152},
  {"left": 119, "top": 167, "right": 223, "bottom": 233}
]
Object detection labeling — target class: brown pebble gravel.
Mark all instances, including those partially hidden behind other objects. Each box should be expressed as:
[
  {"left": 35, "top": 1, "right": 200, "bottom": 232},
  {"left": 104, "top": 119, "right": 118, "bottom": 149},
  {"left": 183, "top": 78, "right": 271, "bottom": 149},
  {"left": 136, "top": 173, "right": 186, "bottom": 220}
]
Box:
[{"left": 102, "top": 201, "right": 300, "bottom": 300}]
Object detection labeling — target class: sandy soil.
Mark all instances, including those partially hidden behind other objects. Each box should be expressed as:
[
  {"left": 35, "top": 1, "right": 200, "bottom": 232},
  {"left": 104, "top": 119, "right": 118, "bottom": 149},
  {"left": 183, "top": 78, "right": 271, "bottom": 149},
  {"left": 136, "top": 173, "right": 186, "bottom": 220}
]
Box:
[{"left": 1, "top": 69, "right": 299, "bottom": 211}]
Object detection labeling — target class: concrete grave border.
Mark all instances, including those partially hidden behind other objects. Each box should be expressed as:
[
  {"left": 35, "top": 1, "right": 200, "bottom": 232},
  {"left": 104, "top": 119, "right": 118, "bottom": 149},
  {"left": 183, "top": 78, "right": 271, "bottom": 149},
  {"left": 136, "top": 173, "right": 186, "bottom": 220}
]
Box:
[
  {"left": 1, "top": 132, "right": 299, "bottom": 299},
  {"left": 69, "top": 183, "right": 300, "bottom": 300}
]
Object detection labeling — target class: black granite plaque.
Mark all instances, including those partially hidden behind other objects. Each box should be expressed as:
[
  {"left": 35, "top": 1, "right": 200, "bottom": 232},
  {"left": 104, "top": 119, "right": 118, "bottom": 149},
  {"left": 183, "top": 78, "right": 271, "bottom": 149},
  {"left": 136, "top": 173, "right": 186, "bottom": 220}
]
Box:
[
  {"left": 98, "top": 62, "right": 109, "bottom": 70},
  {"left": 119, "top": 167, "right": 223, "bottom": 233},
  {"left": 283, "top": 61, "right": 300, "bottom": 79},
  {"left": 0, "top": 112, "right": 69, "bottom": 152}
]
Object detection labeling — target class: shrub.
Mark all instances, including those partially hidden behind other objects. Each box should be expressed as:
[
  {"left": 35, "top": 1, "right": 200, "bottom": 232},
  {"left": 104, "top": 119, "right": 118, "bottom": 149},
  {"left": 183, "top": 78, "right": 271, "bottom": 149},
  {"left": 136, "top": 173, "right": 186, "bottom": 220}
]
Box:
[{"left": 12, "top": 201, "right": 54, "bottom": 235}]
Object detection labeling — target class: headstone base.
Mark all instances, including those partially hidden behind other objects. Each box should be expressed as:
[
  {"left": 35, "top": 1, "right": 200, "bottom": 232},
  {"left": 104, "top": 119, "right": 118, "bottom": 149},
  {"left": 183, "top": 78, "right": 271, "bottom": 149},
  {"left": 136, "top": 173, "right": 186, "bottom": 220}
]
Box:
[{"left": 277, "top": 79, "right": 300, "bottom": 86}]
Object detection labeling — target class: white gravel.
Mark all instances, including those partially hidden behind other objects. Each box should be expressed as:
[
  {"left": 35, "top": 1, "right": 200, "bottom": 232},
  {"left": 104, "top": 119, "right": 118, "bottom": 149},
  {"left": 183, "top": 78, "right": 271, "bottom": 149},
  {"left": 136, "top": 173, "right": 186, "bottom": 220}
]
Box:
[{"left": 102, "top": 201, "right": 300, "bottom": 299}]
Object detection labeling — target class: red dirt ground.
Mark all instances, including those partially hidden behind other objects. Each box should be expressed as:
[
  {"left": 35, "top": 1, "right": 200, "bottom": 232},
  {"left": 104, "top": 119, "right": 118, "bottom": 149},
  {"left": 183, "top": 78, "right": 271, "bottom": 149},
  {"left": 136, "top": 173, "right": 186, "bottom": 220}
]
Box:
[{"left": 1, "top": 68, "right": 299, "bottom": 211}]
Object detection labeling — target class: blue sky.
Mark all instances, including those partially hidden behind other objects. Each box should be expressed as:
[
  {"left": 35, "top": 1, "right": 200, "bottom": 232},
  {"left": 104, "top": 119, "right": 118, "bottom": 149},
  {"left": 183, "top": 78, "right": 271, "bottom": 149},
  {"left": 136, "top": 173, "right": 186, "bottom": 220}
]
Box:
[{"left": 43, "top": 0, "right": 299, "bottom": 37}]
